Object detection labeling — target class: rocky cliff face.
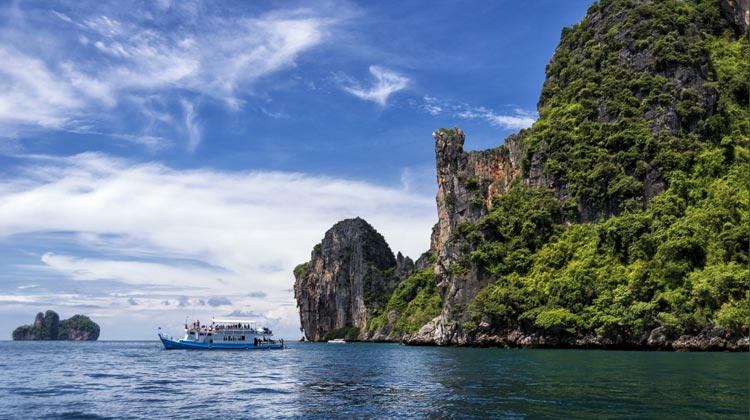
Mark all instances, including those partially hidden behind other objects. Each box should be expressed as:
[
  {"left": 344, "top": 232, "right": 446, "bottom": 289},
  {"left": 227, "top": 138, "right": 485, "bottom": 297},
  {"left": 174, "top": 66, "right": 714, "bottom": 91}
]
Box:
[
  {"left": 13, "top": 310, "right": 100, "bottom": 341},
  {"left": 294, "top": 0, "right": 749, "bottom": 351},
  {"left": 722, "top": 0, "right": 750, "bottom": 32},
  {"left": 405, "top": 0, "right": 749, "bottom": 348},
  {"left": 294, "top": 218, "right": 398, "bottom": 341},
  {"left": 424, "top": 128, "right": 519, "bottom": 344}
]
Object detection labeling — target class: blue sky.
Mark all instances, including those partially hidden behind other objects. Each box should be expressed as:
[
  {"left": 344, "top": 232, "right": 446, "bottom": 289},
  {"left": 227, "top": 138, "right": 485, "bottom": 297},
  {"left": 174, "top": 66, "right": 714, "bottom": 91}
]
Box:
[{"left": 0, "top": 0, "right": 592, "bottom": 339}]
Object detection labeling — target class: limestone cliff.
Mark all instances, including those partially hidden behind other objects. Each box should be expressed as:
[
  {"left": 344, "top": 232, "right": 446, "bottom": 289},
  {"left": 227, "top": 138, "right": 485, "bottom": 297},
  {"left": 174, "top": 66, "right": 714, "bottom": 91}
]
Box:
[
  {"left": 424, "top": 128, "right": 519, "bottom": 344},
  {"left": 295, "top": 0, "right": 749, "bottom": 350},
  {"left": 12, "top": 310, "right": 100, "bottom": 341},
  {"left": 294, "top": 218, "right": 398, "bottom": 341},
  {"left": 404, "top": 0, "right": 749, "bottom": 349}
]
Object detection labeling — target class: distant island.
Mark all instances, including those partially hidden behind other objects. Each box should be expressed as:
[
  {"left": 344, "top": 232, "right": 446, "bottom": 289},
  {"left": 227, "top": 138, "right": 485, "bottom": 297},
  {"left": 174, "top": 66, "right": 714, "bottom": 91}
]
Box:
[{"left": 12, "top": 310, "right": 100, "bottom": 341}]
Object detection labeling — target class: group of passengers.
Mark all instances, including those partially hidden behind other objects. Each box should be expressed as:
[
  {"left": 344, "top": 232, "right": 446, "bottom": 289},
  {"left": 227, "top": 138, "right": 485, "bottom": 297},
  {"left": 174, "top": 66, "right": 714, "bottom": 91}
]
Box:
[{"left": 186, "top": 321, "right": 271, "bottom": 334}]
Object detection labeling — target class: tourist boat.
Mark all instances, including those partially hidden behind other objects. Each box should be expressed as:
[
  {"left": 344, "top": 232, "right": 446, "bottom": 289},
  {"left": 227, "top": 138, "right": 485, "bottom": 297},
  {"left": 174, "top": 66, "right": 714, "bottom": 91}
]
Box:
[
  {"left": 327, "top": 338, "right": 346, "bottom": 344},
  {"left": 158, "top": 318, "right": 284, "bottom": 350}
]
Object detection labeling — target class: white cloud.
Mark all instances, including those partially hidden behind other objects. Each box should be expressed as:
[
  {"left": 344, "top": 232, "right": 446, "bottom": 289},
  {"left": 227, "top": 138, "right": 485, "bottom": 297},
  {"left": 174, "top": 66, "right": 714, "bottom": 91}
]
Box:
[
  {"left": 51, "top": 10, "right": 73, "bottom": 23},
  {"left": 0, "top": 46, "right": 84, "bottom": 128},
  {"left": 420, "top": 96, "right": 537, "bottom": 130},
  {"left": 485, "top": 113, "right": 537, "bottom": 130},
  {"left": 180, "top": 99, "right": 201, "bottom": 152},
  {"left": 341, "top": 65, "right": 410, "bottom": 106},
  {"left": 0, "top": 4, "right": 333, "bottom": 143},
  {"left": 40, "top": 253, "right": 226, "bottom": 288},
  {"left": 422, "top": 96, "right": 444, "bottom": 115},
  {"left": 0, "top": 153, "right": 436, "bottom": 338}
]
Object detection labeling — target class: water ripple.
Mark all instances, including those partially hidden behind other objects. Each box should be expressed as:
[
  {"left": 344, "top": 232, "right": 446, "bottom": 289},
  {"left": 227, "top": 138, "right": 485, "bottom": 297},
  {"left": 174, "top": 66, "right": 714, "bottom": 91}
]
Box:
[{"left": 0, "top": 342, "right": 747, "bottom": 419}]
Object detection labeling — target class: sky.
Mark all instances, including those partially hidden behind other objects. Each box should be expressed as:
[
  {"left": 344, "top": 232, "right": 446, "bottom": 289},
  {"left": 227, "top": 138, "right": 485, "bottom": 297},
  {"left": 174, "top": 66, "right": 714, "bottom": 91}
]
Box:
[{"left": 0, "top": 0, "right": 593, "bottom": 340}]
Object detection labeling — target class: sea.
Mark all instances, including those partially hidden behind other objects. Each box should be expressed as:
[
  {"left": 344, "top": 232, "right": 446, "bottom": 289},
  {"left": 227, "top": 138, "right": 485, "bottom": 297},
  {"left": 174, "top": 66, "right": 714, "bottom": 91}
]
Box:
[{"left": 0, "top": 341, "right": 747, "bottom": 419}]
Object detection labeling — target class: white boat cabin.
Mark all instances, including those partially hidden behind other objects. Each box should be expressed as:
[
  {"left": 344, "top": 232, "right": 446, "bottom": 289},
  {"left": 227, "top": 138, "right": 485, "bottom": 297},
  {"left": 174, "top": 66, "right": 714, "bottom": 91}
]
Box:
[{"left": 183, "top": 318, "right": 274, "bottom": 345}]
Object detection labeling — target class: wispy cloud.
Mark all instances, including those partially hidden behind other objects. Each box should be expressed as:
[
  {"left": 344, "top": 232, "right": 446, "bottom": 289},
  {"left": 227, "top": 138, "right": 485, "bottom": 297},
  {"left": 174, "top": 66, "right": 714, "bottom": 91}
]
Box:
[
  {"left": 0, "top": 153, "right": 435, "bottom": 338},
  {"left": 421, "top": 96, "right": 537, "bottom": 130},
  {"left": 0, "top": 3, "right": 334, "bottom": 146},
  {"left": 180, "top": 99, "right": 201, "bottom": 152},
  {"left": 0, "top": 46, "right": 85, "bottom": 129},
  {"left": 339, "top": 65, "right": 409, "bottom": 106},
  {"left": 39, "top": 253, "right": 226, "bottom": 288}
]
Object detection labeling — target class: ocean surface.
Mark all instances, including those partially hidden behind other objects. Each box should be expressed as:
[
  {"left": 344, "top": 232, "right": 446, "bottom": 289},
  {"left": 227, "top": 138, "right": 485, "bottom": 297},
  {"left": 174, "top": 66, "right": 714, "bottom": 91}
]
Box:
[{"left": 0, "top": 341, "right": 747, "bottom": 419}]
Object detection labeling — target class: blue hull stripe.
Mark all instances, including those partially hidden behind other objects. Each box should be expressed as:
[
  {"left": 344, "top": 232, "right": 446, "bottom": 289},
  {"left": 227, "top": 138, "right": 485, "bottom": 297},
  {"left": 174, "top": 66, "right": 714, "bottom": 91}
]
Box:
[{"left": 159, "top": 336, "right": 283, "bottom": 350}]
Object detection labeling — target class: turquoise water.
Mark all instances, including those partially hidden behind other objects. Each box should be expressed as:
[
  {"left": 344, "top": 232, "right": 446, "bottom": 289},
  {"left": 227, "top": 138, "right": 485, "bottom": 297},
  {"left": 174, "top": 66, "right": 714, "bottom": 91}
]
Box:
[{"left": 0, "top": 341, "right": 747, "bottom": 419}]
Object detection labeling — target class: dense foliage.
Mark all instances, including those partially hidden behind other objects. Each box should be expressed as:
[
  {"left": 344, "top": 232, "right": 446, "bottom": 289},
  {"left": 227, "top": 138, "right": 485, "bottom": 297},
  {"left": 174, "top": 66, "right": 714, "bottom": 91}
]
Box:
[
  {"left": 368, "top": 269, "right": 442, "bottom": 335},
  {"left": 530, "top": 0, "right": 748, "bottom": 216},
  {"left": 462, "top": 0, "right": 749, "bottom": 339},
  {"left": 58, "top": 315, "right": 100, "bottom": 338}
]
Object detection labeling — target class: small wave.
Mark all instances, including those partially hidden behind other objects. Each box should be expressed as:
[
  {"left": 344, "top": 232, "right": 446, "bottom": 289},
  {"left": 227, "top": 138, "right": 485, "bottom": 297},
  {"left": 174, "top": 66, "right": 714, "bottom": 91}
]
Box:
[
  {"left": 50, "top": 411, "right": 111, "bottom": 420},
  {"left": 12, "top": 387, "right": 81, "bottom": 397},
  {"left": 84, "top": 373, "right": 131, "bottom": 380},
  {"left": 236, "top": 387, "right": 290, "bottom": 395}
]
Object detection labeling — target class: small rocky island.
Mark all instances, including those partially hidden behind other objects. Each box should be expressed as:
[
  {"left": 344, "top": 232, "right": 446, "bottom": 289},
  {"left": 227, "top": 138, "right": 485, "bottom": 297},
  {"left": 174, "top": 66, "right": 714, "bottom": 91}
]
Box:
[{"left": 12, "top": 310, "right": 100, "bottom": 341}]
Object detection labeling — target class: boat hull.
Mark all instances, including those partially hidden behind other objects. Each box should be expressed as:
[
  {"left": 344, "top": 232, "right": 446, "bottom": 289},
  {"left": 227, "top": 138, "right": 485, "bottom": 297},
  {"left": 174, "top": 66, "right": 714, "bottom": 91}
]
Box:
[{"left": 159, "top": 335, "right": 283, "bottom": 350}]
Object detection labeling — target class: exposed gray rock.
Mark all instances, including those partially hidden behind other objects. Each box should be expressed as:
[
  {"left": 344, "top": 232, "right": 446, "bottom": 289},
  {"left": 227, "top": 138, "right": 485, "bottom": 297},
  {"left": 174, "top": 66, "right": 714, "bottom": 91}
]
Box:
[
  {"left": 721, "top": 0, "right": 750, "bottom": 33},
  {"left": 294, "top": 217, "right": 397, "bottom": 341},
  {"left": 647, "top": 327, "right": 670, "bottom": 349},
  {"left": 394, "top": 252, "right": 415, "bottom": 281}
]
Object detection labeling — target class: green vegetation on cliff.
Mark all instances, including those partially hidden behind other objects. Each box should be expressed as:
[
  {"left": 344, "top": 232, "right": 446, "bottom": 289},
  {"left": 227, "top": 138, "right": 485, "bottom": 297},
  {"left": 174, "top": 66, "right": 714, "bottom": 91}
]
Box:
[
  {"left": 461, "top": 0, "right": 749, "bottom": 340},
  {"left": 531, "top": 0, "right": 748, "bottom": 215},
  {"left": 368, "top": 269, "right": 442, "bottom": 335},
  {"left": 59, "top": 315, "right": 101, "bottom": 339}
]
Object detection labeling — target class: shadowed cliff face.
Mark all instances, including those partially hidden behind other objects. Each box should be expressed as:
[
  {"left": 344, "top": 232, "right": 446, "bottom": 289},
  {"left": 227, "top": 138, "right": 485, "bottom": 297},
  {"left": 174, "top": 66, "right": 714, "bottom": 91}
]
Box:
[
  {"left": 722, "top": 0, "right": 749, "bottom": 32},
  {"left": 294, "top": 218, "right": 397, "bottom": 341}
]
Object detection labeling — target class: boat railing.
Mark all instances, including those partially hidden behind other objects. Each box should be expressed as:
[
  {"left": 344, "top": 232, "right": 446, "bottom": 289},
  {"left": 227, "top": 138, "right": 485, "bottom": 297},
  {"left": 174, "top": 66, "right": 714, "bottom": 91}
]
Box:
[{"left": 184, "top": 326, "right": 273, "bottom": 335}]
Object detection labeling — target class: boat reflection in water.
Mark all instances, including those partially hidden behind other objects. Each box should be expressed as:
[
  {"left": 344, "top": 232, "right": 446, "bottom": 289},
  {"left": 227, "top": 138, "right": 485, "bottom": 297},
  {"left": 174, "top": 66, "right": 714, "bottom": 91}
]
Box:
[{"left": 158, "top": 318, "right": 284, "bottom": 350}]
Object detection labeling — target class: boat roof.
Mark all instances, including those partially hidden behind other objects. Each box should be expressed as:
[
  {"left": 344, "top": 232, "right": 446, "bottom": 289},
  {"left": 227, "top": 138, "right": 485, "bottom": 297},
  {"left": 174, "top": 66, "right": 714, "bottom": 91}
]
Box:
[{"left": 212, "top": 318, "right": 258, "bottom": 324}]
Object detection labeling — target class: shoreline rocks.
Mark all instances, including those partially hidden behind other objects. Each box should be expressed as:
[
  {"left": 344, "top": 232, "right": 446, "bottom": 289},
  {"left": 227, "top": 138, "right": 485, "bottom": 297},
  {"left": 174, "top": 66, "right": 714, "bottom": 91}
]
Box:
[{"left": 402, "top": 324, "right": 749, "bottom": 352}]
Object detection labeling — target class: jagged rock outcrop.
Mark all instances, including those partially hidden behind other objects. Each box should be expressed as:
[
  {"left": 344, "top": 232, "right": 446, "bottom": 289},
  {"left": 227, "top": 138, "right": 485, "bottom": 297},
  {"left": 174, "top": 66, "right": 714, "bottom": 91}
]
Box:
[
  {"left": 294, "top": 218, "right": 398, "bottom": 341},
  {"left": 423, "top": 127, "right": 519, "bottom": 344},
  {"left": 12, "top": 310, "right": 100, "bottom": 341}
]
